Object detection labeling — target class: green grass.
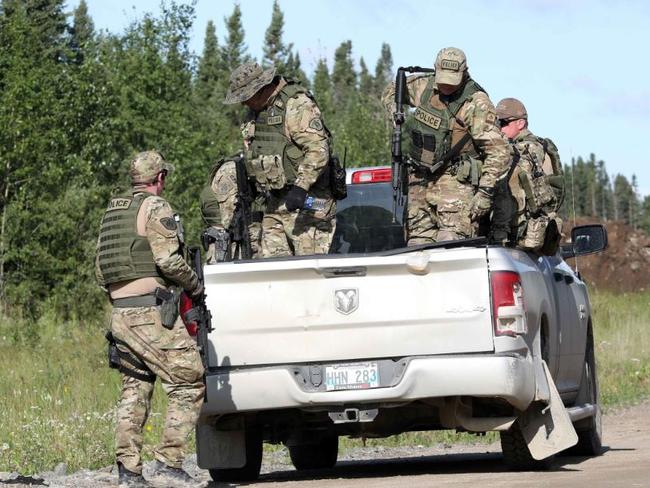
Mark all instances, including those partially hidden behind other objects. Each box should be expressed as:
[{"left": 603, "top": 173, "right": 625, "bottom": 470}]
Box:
[{"left": 1, "top": 290, "right": 648, "bottom": 474}]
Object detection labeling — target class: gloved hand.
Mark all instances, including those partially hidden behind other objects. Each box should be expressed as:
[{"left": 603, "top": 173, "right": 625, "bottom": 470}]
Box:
[
  {"left": 284, "top": 186, "right": 308, "bottom": 212},
  {"left": 468, "top": 188, "right": 493, "bottom": 221},
  {"left": 190, "top": 281, "right": 204, "bottom": 299}
]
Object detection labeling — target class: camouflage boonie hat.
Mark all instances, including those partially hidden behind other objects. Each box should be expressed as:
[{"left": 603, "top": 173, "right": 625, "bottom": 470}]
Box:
[
  {"left": 129, "top": 150, "right": 174, "bottom": 184},
  {"left": 224, "top": 62, "right": 276, "bottom": 105},
  {"left": 496, "top": 98, "right": 528, "bottom": 121},
  {"left": 434, "top": 47, "right": 467, "bottom": 86}
]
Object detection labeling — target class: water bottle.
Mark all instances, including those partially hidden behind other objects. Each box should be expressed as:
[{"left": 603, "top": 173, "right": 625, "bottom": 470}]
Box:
[{"left": 303, "top": 195, "right": 327, "bottom": 211}]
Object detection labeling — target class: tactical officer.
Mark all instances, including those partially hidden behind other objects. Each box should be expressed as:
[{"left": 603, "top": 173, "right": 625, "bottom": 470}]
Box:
[
  {"left": 200, "top": 155, "right": 264, "bottom": 263},
  {"left": 493, "top": 98, "right": 563, "bottom": 253},
  {"left": 382, "top": 47, "right": 511, "bottom": 243},
  {"left": 95, "top": 151, "right": 204, "bottom": 487},
  {"left": 224, "top": 62, "right": 336, "bottom": 257}
]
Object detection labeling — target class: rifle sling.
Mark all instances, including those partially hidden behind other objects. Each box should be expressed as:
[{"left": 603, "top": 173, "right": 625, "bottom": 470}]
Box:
[{"left": 420, "top": 132, "right": 473, "bottom": 174}]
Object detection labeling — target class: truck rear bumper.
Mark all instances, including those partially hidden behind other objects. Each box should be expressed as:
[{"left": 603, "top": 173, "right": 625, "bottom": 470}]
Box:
[{"left": 200, "top": 354, "right": 535, "bottom": 416}]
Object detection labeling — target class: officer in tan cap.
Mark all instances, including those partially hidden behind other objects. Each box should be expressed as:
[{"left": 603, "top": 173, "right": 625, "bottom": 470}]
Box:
[
  {"left": 95, "top": 151, "right": 204, "bottom": 486},
  {"left": 223, "top": 61, "right": 336, "bottom": 257},
  {"left": 382, "top": 47, "right": 511, "bottom": 243},
  {"left": 492, "top": 98, "right": 563, "bottom": 252}
]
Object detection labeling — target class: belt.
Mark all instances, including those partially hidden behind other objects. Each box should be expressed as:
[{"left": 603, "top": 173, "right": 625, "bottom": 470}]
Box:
[{"left": 112, "top": 294, "right": 159, "bottom": 308}]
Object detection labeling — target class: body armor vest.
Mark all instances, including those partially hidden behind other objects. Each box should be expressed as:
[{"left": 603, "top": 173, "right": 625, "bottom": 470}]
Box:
[
  {"left": 246, "top": 80, "right": 325, "bottom": 191},
  {"left": 97, "top": 191, "right": 162, "bottom": 285},
  {"left": 409, "top": 76, "right": 484, "bottom": 165},
  {"left": 200, "top": 158, "right": 229, "bottom": 227}
]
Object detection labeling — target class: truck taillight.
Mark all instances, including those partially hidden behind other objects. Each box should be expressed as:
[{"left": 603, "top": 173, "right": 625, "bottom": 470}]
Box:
[
  {"left": 490, "top": 271, "right": 527, "bottom": 336},
  {"left": 180, "top": 292, "right": 198, "bottom": 337},
  {"left": 351, "top": 168, "right": 392, "bottom": 184}
]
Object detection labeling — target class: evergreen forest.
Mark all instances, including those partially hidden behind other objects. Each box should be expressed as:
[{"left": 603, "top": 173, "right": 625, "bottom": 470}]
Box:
[{"left": 1, "top": 0, "right": 648, "bottom": 324}]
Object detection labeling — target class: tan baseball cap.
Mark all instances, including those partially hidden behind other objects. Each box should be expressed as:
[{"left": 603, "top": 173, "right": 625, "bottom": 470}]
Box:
[
  {"left": 496, "top": 98, "right": 528, "bottom": 121},
  {"left": 224, "top": 62, "right": 276, "bottom": 105},
  {"left": 129, "top": 150, "right": 174, "bottom": 184},
  {"left": 434, "top": 47, "right": 467, "bottom": 86}
]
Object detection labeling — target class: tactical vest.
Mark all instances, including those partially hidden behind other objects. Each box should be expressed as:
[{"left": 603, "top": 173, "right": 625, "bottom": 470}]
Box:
[
  {"left": 97, "top": 191, "right": 162, "bottom": 285},
  {"left": 517, "top": 132, "right": 565, "bottom": 214},
  {"left": 409, "top": 76, "right": 484, "bottom": 165},
  {"left": 200, "top": 158, "right": 228, "bottom": 228},
  {"left": 246, "top": 80, "right": 328, "bottom": 191}
]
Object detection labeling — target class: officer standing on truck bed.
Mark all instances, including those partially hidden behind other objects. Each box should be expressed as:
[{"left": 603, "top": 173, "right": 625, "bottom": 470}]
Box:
[
  {"left": 200, "top": 153, "right": 265, "bottom": 263},
  {"left": 95, "top": 151, "right": 204, "bottom": 487},
  {"left": 383, "top": 47, "right": 512, "bottom": 244},
  {"left": 491, "top": 98, "right": 564, "bottom": 254},
  {"left": 223, "top": 61, "right": 337, "bottom": 257}
]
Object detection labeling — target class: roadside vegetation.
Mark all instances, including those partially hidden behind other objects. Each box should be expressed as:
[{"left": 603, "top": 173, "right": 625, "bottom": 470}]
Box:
[{"left": 1, "top": 290, "right": 648, "bottom": 474}]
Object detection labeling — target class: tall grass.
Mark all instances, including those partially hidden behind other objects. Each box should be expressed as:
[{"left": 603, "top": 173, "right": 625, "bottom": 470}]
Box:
[{"left": 1, "top": 290, "right": 648, "bottom": 473}]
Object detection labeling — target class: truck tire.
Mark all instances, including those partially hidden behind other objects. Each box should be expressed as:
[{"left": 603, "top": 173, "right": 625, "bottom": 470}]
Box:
[
  {"left": 209, "top": 429, "right": 263, "bottom": 482},
  {"left": 289, "top": 435, "right": 339, "bottom": 471},
  {"left": 500, "top": 421, "right": 554, "bottom": 470},
  {"left": 565, "top": 327, "right": 602, "bottom": 456}
]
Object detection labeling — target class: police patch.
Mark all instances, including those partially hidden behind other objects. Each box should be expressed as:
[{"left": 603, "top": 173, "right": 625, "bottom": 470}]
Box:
[
  {"left": 414, "top": 108, "right": 442, "bottom": 129},
  {"left": 267, "top": 115, "right": 283, "bottom": 125},
  {"left": 441, "top": 59, "right": 460, "bottom": 71},
  {"left": 309, "top": 118, "right": 324, "bottom": 131},
  {"left": 160, "top": 217, "right": 177, "bottom": 231},
  {"left": 107, "top": 198, "right": 131, "bottom": 211},
  {"left": 274, "top": 99, "right": 284, "bottom": 109}
]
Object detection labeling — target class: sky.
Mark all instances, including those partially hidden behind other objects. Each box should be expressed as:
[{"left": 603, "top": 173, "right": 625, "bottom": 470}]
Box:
[{"left": 74, "top": 0, "right": 650, "bottom": 196}]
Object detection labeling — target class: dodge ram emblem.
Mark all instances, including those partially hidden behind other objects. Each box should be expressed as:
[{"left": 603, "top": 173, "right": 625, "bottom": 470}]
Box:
[{"left": 334, "top": 288, "right": 359, "bottom": 315}]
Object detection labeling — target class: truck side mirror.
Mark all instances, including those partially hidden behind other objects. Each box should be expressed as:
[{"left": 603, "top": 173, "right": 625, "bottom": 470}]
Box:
[{"left": 561, "top": 224, "right": 608, "bottom": 259}]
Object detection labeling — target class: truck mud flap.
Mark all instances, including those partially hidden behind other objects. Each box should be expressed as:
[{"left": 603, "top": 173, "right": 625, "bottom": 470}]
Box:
[
  {"left": 196, "top": 423, "right": 246, "bottom": 469},
  {"left": 520, "top": 361, "right": 578, "bottom": 460}
]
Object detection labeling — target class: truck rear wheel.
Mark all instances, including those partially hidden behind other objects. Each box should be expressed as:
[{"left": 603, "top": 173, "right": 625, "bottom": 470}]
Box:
[
  {"left": 208, "top": 429, "right": 263, "bottom": 482},
  {"left": 289, "top": 435, "right": 339, "bottom": 471},
  {"left": 500, "top": 421, "right": 554, "bottom": 470},
  {"left": 565, "top": 327, "right": 602, "bottom": 456}
]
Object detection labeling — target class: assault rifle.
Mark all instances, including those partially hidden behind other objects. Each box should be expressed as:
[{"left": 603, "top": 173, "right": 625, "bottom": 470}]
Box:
[
  {"left": 187, "top": 246, "right": 212, "bottom": 370},
  {"left": 231, "top": 152, "right": 253, "bottom": 260},
  {"left": 391, "top": 66, "right": 436, "bottom": 223}
]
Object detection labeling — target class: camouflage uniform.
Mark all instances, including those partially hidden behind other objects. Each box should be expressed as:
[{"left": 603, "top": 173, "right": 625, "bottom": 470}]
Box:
[
  {"left": 95, "top": 151, "right": 204, "bottom": 476},
  {"left": 224, "top": 62, "right": 336, "bottom": 257},
  {"left": 492, "top": 98, "right": 563, "bottom": 253},
  {"left": 382, "top": 47, "right": 511, "bottom": 244},
  {"left": 200, "top": 158, "right": 263, "bottom": 263}
]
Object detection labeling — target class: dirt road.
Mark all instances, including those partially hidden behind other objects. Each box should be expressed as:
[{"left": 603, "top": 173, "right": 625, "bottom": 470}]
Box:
[
  {"left": 239, "top": 402, "right": 650, "bottom": 488},
  {"left": 3, "top": 402, "right": 648, "bottom": 487}
]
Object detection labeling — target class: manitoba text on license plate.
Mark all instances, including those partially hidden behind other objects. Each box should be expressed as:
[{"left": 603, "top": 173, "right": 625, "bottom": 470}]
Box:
[{"left": 325, "top": 362, "right": 380, "bottom": 391}]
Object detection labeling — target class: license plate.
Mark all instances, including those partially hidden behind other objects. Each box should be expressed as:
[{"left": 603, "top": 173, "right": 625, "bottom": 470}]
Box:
[{"left": 325, "top": 362, "right": 380, "bottom": 391}]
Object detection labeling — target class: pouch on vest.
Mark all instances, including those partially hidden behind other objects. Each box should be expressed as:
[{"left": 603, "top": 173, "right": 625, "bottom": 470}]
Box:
[
  {"left": 157, "top": 286, "right": 180, "bottom": 329},
  {"left": 249, "top": 154, "right": 287, "bottom": 190},
  {"left": 531, "top": 175, "right": 556, "bottom": 210},
  {"left": 519, "top": 215, "right": 549, "bottom": 252}
]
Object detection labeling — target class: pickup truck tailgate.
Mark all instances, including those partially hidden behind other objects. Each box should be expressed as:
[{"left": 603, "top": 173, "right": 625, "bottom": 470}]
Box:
[{"left": 204, "top": 247, "right": 493, "bottom": 367}]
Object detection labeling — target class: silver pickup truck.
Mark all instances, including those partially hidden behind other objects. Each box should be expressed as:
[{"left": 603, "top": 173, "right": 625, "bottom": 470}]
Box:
[{"left": 193, "top": 166, "right": 607, "bottom": 482}]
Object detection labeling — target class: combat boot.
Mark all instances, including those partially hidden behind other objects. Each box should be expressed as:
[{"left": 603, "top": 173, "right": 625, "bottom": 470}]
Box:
[
  {"left": 149, "top": 460, "right": 194, "bottom": 485},
  {"left": 117, "top": 463, "right": 149, "bottom": 487}
]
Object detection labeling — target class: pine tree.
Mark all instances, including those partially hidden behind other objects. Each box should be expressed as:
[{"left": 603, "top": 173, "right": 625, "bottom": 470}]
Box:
[
  {"left": 262, "top": 0, "right": 290, "bottom": 72},
  {"left": 195, "top": 20, "right": 222, "bottom": 102},
  {"left": 312, "top": 57, "right": 333, "bottom": 119},
  {"left": 374, "top": 42, "right": 393, "bottom": 96},
  {"left": 69, "top": 0, "right": 94, "bottom": 64},
  {"left": 359, "top": 57, "right": 374, "bottom": 95},
  {"left": 222, "top": 4, "right": 249, "bottom": 72},
  {"left": 331, "top": 40, "right": 356, "bottom": 110}
]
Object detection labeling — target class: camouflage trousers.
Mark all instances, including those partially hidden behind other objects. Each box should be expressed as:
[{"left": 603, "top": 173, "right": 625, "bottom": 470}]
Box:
[
  {"left": 261, "top": 190, "right": 336, "bottom": 257},
  {"left": 110, "top": 305, "right": 205, "bottom": 474},
  {"left": 406, "top": 170, "right": 478, "bottom": 245}
]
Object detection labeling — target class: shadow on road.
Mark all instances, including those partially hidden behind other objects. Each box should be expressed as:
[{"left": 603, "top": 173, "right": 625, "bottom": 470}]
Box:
[{"left": 206, "top": 448, "right": 609, "bottom": 487}]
